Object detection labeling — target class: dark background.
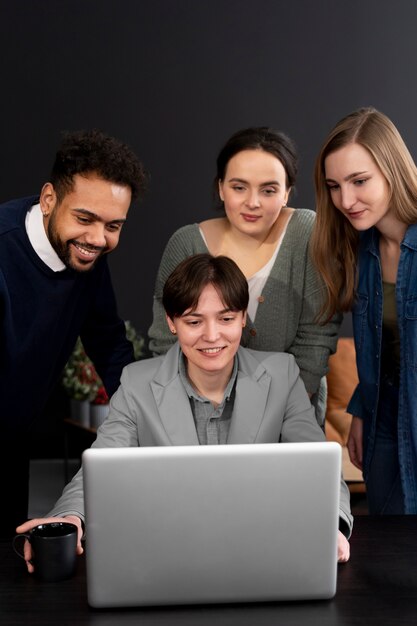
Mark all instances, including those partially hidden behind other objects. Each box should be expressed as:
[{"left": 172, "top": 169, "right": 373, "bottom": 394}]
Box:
[
  {"left": 2, "top": 0, "right": 417, "bottom": 341},
  {"left": 2, "top": 0, "right": 417, "bottom": 454}
]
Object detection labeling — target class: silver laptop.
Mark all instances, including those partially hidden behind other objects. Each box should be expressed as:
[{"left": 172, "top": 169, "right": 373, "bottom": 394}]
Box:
[{"left": 83, "top": 442, "right": 341, "bottom": 608}]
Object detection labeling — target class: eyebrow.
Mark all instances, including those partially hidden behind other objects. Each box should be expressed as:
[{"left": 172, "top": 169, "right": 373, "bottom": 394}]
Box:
[
  {"left": 72, "top": 208, "right": 127, "bottom": 225},
  {"left": 227, "top": 177, "right": 280, "bottom": 187},
  {"left": 181, "top": 308, "right": 232, "bottom": 318},
  {"left": 326, "top": 170, "right": 369, "bottom": 183}
]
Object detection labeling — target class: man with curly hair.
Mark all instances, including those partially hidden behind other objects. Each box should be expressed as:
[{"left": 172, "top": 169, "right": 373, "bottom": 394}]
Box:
[{"left": 0, "top": 130, "right": 147, "bottom": 537}]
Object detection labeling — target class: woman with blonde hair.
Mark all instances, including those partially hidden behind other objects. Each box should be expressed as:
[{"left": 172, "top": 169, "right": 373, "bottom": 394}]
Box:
[{"left": 312, "top": 107, "right": 417, "bottom": 514}]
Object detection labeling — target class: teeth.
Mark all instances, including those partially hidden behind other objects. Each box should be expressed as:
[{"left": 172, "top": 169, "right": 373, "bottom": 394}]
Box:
[
  {"left": 200, "top": 348, "right": 223, "bottom": 354},
  {"left": 74, "top": 243, "right": 97, "bottom": 257}
]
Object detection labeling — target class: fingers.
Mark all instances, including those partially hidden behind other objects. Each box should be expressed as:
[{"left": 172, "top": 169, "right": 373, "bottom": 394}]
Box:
[
  {"left": 337, "top": 531, "right": 350, "bottom": 563},
  {"left": 15, "top": 518, "right": 50, "bottom": 534},
  {"left": 15, "top": 515, "right": 84, "bottom": 572},
  {"left": 62, "top": 515, "right": 84, "bottom": 554},
  {"left": 347, "top": 438, "right": 362, "bottom": 470},
  {"left": 347, "top": 417, "right": 363, "bottom": 470}
]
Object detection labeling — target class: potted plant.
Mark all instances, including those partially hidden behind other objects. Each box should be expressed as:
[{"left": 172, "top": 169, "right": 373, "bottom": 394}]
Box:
[
  {"left": 62, "top": 338, "right": 102, "bottom": 426},
  {"left": 62, "top": 321, "right": 146, "bottom": 428},
  {"left": 90, "top": 385, "right": 110, "bottom": 429}
]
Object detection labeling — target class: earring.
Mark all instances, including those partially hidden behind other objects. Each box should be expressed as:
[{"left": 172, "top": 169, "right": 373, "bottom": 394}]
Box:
[
  {"left": 282, "top": 203, "right": 287, "bottom": 208},
  {"left": 170, "top": 328, "right": 177, "bottom": 335}
]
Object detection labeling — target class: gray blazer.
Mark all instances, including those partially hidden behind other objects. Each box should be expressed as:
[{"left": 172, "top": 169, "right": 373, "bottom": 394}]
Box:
[{"left": 49, "top": 344, "right": 353, "bottom": 535}]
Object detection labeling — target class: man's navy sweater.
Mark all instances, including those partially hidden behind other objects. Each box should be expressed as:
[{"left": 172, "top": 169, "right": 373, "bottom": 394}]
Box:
[{"left": 0, "top": 196, "right": 134, "bottom": 435}]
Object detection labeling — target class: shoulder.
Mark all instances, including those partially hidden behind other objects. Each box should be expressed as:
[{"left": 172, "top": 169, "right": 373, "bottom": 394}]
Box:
[
  {"left": 121, "top": 354, "right": 164, "bottom": 384},
  {"left": 156, "top": 224, "right": 205, "bottom": 282},
  {"left": 167, "top": 223, "right": 201, "bottom": 246},
  {"left": 288, "top": 208, "right": 316, "bottom": 231},
  {"left": 158, "top": 223, "right": 208, "bottom": 273},
  {"left": 160, "top": 223, "right": 205, "bottom": 258},
  {"left": 276, "top": 209, "right": 316, "bottom": 262},
  {"left": 0, "top": 196, "right": 37, "bottom": 235},
  {"left": 238, "top": 346, "right": 296, "bottom": 377}
]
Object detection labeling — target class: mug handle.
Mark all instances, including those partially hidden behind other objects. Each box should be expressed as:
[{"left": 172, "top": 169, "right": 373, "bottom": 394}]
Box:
[{"left": 12, "top": 533, "right": 31, "bottom": 560}]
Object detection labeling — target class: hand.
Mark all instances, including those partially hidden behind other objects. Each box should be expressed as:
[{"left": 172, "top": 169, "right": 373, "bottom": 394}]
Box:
[
  {"left": 15, "top": 515, "right": 84, "bottom": 574},
  {"left": 337, "top": 530, "right": 350, "bottom": 563},
  {"left": 347, "top": 416, "right": 363, "bottom": 471}
]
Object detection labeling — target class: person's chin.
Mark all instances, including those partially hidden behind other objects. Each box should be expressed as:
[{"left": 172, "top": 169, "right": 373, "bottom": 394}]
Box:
[
  {"left": 66, "top": 253, "right": 101, "bottom": 273},
  {"left": 65, "top": 245, "right": 104, "bottom": 272}
]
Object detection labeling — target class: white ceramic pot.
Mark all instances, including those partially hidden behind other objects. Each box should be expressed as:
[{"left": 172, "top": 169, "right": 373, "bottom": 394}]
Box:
[
  {"left": 90, "top": 403, "right": 110, "bottom": 430},
  {"left": 70, "top": 399, "right": 90, "bottom": 427}
]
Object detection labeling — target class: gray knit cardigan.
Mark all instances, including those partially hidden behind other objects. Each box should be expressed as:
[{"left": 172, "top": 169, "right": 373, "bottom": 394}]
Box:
[{"left": 148, "top": 210, "right": 340, "bottom": 420}]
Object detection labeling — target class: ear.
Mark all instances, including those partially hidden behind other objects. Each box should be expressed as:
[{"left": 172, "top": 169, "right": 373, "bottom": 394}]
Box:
[
  {"left": 283, "top": 186, "right": 291, "bottom": 207},
  {"left": 242, "top": 311, "right": 247, "bottom": 327},
  {"left": 218, "top": 179, "right": 224, "bottom": 202},
  {"left": 165, "top": 314, "right": 177, "bottom": 335},
  {"left": 39, "top": 182, "right": 57, "bottom": 218}
]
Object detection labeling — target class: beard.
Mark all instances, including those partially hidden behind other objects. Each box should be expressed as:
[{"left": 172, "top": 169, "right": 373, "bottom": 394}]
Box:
[{"left": 47, "top": 213, "right": 105, "bottom": 272}]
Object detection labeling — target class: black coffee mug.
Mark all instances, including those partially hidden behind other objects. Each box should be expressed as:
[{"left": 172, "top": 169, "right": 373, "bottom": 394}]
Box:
[{"left": 13, "top": 522, "right": 78, "bottom": 582}]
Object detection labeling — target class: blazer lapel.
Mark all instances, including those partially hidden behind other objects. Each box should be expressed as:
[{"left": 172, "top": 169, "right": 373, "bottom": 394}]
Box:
[
  {"left": 150, "top": 344, "right": 199, "bottom": 445},
  {"left": 227, "top": 349, "right": 271, "bottom": 443}
]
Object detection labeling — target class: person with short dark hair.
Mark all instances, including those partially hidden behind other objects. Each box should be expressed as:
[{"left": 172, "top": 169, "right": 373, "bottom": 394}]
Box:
[
  {"left": 148, "top": 127, "right": 340, "bottom": 426},
  {"left": 0, "top": 129, "right": 146, "bottom": 537},
  {"left": 17, "top": 253, "right": 353, "bottom": 565}
]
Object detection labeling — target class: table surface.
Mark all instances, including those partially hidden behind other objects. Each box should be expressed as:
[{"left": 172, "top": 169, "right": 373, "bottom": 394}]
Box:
[{"left": 2, "top": 516, "right": 417, "bottom": 626}]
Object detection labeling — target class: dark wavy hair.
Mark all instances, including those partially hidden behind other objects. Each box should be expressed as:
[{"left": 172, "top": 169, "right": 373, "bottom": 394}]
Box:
[
  {"left": 163, "top": 254, "right": 249, "bottom": 320},
  {"left": 213, "top": 126, "right": 298, "bottom": 207},
  {"left": 50, "top": 129, "right": 147, "bottom": 203}
]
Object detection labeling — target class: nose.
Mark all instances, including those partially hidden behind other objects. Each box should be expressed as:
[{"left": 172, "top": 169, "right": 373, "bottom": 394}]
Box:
[
  {"left": 85, "top": 223, "right": 107, "bottom": 248},
  {"left": 202, "top": 320, "right": 220, "bottom": 342},
  {"left": 246, "top": 190, "right": 261, "bottom": 209},
  {"left": 340, "top": 185, "right": 357, "bottom": 211}
]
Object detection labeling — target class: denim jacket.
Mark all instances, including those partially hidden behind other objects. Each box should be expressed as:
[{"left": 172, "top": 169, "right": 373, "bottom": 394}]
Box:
[{"left": 347, "top": 223, "right": 417, "bottom": 513}]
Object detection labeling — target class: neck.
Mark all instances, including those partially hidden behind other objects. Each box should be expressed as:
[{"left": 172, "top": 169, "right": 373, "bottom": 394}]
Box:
[
  {"left": 377, "top": 215, "right": 408, "bottom": 246},
  {"left": 186, "top": 360, "right": 234, "bottom": 406},
  {"left": 225, "top": 210, "right": 288, "bottom": 248}
]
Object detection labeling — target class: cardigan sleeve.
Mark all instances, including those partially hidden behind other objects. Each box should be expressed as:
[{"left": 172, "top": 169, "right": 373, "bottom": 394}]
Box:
[
  {"left": 148, "top": 224, "right": 208, "bottom": 355},
  {"left": 284, "top": 212, "right": 341, "bottom": 394},
  {"left": 288, "top": 246, "right": 342, "bottom": 394}
]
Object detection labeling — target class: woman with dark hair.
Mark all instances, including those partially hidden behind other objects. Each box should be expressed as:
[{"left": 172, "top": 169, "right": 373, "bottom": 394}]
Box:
[
  {"left": 17, "top": 254, "right": 352, "bottom": 565},
  {"left": 311, "top": 107, "right": 417, "bottom": 514},
  {"left": 148, "top": 127, "right": 340, "bottom": 425}
]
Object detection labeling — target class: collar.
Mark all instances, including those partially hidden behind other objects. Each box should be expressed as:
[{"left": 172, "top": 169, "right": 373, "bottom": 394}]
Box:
[
  {"left": 25, "top": 204, "right": 66, "bottom": 272},
  {"left": 363, "top": 223, "right": 417, "bottom": 256},
  {"left": 401, "top": 222, "right": 417, "bottom": 251}
]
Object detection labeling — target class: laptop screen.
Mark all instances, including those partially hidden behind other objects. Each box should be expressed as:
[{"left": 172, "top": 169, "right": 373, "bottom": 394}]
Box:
[{"left": 83, "top": 442, "right": 341, "bottom": 607}]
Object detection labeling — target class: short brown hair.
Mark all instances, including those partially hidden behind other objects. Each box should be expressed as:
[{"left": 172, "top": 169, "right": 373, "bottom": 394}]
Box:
[{"left": 163, "top": 254, "right": 249, "bottom": 319}]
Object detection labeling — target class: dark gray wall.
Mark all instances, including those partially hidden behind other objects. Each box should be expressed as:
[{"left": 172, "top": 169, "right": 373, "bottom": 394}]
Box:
[{"left": 2, "top": 0, "right": 417, "bottom": 339}]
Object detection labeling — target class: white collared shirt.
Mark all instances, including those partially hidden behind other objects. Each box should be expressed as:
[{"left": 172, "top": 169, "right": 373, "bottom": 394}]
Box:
[{"left": 25, "top": 204, "right": 66, "bottom": 271}]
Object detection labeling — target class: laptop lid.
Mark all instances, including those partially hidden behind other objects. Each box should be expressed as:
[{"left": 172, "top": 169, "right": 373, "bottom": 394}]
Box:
[{"left": 83, "top": 442, "right": 341, "bottom": 608}]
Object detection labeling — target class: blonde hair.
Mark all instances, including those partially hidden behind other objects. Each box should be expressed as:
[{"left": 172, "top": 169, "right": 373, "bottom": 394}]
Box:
[{"left": 311, "top": 107, "right": 417, "bottom": 321}]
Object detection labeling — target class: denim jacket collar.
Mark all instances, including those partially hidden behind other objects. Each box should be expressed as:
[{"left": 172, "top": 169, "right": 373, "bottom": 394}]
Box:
[
  {"left": 402, "top": 222, "right": 417, "bottom": 251},
  {"left": 361, "top": 223, "right": 417, "bottom": 256}
]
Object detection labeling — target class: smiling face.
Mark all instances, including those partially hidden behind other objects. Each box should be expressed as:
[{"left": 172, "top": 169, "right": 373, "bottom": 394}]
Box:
[
  {"left": 40, "top": 173, "right": 131, "bottom": 272},
  {"left": 324, "top": 143, "right": 392, "bottom": 231},
  {"left": 218, "top": 149, "right": 290, "bottom": 238},
  {"left": 166, "top": 283, "right": 246, "bottom": 382}
]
